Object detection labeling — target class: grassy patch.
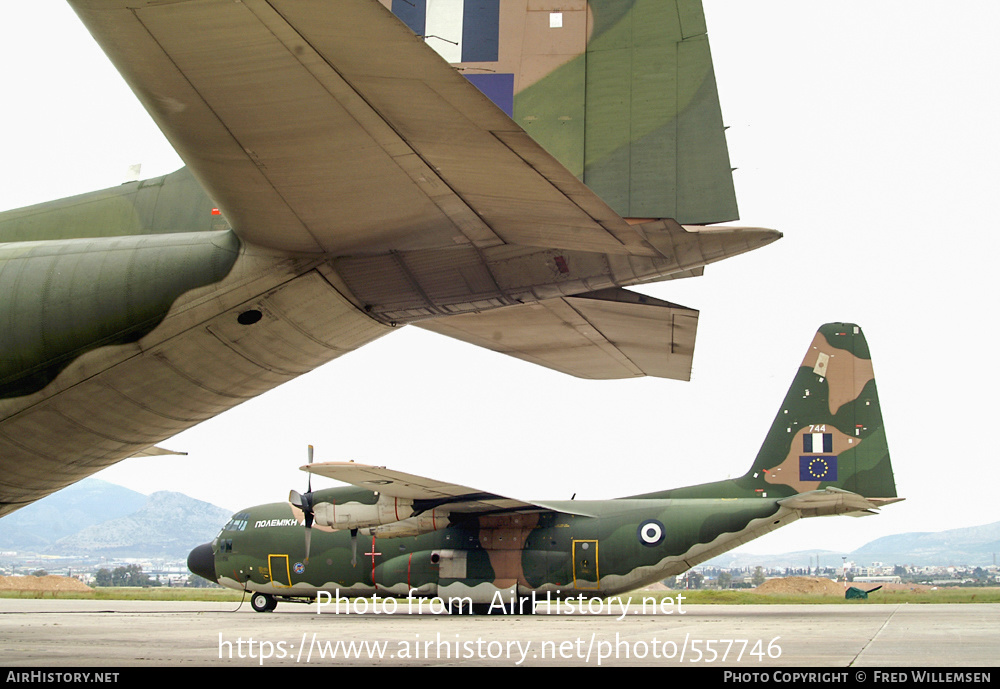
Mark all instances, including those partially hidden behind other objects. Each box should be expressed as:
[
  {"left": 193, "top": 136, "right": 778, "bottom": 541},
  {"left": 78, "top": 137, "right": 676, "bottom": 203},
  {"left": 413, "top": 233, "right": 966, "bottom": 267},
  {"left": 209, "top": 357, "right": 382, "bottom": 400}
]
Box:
[
  {"left": 0, "top": 587, "right": 245, "bottom": 602},
  {"left": 3, "top": 587, "right": 999, "bottom": 604},
  {"left": 625, "top": 588, "right": 1000, "bottom": 605}
]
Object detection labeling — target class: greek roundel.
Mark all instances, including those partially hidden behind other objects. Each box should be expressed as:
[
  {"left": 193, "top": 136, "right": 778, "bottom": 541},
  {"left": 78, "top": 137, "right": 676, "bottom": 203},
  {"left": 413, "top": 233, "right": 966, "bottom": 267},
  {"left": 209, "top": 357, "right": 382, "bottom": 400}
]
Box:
[{"left": 637, "top": 520, "right": 665, "bottom": 547}]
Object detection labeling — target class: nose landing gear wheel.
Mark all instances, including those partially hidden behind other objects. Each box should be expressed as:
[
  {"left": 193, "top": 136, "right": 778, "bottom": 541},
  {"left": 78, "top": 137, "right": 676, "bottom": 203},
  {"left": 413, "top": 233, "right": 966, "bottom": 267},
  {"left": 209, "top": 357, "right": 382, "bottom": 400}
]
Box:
[{"left": 251, "top": 592, "right": 277, "bottom": 612}]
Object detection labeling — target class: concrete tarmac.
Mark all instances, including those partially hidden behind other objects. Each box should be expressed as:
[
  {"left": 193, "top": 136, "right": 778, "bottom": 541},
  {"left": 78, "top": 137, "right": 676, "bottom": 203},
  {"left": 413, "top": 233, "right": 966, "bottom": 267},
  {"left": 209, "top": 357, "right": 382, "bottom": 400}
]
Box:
[{"left": 1, "top": 599, "right": 998, "bottom": 667}]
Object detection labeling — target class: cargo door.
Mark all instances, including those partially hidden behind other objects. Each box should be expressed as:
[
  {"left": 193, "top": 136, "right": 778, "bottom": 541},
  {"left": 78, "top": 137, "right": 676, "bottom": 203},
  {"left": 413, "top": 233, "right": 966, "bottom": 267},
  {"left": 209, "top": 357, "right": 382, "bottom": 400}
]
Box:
[{"left": 572, "top": 539, "right": 599, "bottom": 590}]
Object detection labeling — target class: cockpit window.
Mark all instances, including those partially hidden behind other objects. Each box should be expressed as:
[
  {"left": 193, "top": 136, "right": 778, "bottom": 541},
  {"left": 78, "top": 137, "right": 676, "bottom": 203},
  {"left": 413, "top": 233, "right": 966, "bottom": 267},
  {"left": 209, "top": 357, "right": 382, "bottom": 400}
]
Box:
[{"left": 223, "top": 512, "right": 250, "bottom": 532}]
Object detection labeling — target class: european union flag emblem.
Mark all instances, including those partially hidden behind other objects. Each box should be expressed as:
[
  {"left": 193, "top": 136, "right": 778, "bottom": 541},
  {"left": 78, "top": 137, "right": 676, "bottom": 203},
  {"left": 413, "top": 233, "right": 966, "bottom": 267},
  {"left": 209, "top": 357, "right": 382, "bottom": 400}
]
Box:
[{"left": 800, "top": 456, "right": 837, "bottom": 481}]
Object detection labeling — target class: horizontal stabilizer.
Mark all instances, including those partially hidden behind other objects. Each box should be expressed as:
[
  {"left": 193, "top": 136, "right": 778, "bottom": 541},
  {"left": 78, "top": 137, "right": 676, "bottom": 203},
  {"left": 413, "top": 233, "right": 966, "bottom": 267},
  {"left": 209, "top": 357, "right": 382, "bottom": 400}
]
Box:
[
  {"left": 416, "top": 288, "right": 698, "bottom": 380},
  {"left": 778, "top": 487, "right": 904, "bottom": 518}
]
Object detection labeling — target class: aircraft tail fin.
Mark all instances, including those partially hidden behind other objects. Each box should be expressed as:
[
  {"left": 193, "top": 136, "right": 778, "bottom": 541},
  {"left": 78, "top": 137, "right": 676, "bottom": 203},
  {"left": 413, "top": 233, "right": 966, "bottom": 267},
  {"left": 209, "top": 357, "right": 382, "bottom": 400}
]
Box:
[
  {"left": 746, "top": 323, "right": 898, "bottom": 501},
  {"left": 631, "top": 323, "right": 900, "bottom": 505},
  {"left": 387, "top": 0, "right": 738, "bottom": 224}
]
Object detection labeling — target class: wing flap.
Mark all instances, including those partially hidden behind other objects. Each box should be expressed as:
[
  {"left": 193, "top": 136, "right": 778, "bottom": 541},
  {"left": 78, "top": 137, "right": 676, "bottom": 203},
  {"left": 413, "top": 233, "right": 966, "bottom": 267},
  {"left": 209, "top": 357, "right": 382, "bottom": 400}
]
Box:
[{"left": 416, "top": 288, "right": 698, "bottom": 380}]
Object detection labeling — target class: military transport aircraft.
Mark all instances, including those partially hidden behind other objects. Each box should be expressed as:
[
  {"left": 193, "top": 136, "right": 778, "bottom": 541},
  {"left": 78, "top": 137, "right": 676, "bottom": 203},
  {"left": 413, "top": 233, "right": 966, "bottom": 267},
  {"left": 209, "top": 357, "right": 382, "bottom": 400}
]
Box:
[
  {"left": 188, "top": 323, "right": 900, "bottom": 613},
  {"left": 0, "top": 1, "right": 780, "bottom": 517}
]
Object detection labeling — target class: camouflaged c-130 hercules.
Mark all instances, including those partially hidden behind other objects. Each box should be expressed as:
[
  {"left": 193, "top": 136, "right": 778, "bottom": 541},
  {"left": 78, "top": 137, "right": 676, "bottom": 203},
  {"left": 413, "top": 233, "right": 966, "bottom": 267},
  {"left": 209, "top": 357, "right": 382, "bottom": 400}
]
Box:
[{"left": 188, "top": 324, "right": 901, "bottom": 613}]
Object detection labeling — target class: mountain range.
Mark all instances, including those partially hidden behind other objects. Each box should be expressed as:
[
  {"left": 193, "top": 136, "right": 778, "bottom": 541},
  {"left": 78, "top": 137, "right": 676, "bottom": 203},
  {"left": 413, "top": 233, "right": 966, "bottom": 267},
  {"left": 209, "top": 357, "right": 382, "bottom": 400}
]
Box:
[
  {"left": 1, "top": 479, "right": 997, "bottom": 567},
  {"left": 0, "top": 479, "right": 230, "bottom": 559}
]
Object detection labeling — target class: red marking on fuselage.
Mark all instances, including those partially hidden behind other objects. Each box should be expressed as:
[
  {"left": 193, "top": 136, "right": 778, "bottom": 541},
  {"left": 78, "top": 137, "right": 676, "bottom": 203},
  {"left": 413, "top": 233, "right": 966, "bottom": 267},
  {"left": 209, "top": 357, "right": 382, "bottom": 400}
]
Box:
[{"left": 365, "top": 536, "right": 382, "bottom": 589}]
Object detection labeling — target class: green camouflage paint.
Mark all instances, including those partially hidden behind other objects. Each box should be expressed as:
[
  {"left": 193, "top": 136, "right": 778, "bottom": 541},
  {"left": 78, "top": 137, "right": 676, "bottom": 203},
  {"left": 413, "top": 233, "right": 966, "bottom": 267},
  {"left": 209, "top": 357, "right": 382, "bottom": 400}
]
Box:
[
  {"left": 0, "top": 229, "right": 240, "bottom": 398},
  {"left": 0, "top": 167, "right": 240, "bottom": 398},
  {"left": 512, "top": 0, "right": 737, "bottom": 221},
  {"left": 0, "top": 168, "right": 224, "bottom": 242},
  {"left": 383, "top": 0, "right": 739, "bottom": 223}
]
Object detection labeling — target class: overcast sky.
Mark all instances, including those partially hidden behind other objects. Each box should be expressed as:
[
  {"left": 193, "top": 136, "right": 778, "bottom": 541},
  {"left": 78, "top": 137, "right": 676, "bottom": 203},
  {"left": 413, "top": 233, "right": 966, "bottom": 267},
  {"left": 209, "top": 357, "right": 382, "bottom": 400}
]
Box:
[{"left": 2, "top": 1, "right": 998, "bottom": 558}]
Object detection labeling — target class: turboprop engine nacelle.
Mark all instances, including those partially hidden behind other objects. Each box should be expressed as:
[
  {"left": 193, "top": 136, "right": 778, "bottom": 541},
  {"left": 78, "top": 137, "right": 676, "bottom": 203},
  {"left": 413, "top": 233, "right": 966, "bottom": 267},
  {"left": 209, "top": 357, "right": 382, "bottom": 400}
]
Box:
[
  {"left": 365, "top": 509, "right": 450, "bottom": 537},
  {"left": 313, "top": 494, "right": 414, "bottom": 530}
]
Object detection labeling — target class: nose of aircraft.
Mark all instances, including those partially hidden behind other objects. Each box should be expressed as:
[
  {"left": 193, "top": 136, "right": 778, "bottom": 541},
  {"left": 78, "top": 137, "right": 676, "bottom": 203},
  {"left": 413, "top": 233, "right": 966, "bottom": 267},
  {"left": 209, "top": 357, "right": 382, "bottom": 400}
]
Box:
[{"left": 187, "top": 542, "right": 217, "bottom": 582}]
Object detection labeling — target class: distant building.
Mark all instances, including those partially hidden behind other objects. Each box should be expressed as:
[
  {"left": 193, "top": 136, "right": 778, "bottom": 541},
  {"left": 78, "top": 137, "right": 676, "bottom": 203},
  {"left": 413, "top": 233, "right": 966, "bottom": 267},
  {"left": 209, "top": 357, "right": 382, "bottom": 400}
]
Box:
[{"left": 853, "top": 576, "right": 901, "bottom": 584}]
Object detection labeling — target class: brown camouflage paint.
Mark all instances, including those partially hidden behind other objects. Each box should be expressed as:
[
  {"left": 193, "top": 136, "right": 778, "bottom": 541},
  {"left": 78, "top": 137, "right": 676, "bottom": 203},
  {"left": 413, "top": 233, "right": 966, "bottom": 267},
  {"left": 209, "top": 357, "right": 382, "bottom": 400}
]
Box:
[
  {"left": 801, "top": 331, "right": 875, "bottom": 415},
  {"left": 478, "top": 513, "right": 540, "bottom": 587}
]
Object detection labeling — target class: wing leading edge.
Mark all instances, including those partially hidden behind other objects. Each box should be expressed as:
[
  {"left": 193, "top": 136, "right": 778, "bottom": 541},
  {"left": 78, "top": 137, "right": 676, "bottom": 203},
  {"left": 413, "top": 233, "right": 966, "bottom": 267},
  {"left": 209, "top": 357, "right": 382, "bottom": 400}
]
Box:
[{"left": 304, "top": 462, "right": 594, "bottom": 517}]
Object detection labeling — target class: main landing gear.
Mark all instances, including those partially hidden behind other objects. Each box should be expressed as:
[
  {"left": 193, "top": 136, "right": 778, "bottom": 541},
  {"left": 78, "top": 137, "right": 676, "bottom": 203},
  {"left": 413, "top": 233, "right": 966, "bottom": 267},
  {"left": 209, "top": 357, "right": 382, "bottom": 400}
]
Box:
[{"left": 250, "top": 592, "right": 277, "bottom": 612}]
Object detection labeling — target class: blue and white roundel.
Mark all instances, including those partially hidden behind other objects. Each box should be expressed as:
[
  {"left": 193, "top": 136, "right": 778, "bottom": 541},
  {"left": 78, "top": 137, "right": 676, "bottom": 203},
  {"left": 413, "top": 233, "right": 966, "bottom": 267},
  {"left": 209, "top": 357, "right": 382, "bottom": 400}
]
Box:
[
  {"left": 638, "top": 519, "right": 665, "bottom": 547},
  {"left": 293, "top": 562, "right": 305, "bottom": 574}
]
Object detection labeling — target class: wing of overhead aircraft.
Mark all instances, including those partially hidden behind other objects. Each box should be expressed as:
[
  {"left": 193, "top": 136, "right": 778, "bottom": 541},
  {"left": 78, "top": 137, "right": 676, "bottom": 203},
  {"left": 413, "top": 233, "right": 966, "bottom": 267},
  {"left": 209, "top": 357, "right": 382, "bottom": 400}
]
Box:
[
  {"left": 0, "top": 1, "right": 780, "bottom": 516},
  {"left": 69, "top": 0, "right": 641, "bottom": 255}
]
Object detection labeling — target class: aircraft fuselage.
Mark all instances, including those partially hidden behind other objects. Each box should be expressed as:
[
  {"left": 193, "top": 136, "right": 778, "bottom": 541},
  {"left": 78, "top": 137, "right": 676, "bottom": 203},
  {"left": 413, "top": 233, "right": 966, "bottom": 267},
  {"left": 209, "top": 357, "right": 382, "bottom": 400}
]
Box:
[{"left": 194, "top": 486, "right": 791, "bottom": 609}]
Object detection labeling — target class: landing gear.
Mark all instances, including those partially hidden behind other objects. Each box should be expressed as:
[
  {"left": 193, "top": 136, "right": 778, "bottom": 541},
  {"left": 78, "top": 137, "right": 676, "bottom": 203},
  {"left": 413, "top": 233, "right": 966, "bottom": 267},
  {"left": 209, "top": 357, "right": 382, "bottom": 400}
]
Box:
[
  {"left": 518, "top": 596, "right": 537, "bottom": 615},
  {"left": 470, "top": 603, "right": 497, "bottom": 615},
  {"left": 251, "top": 592, "right": 277, "bottom": 613},
  {"left": 447, "top": 598, "right": 471, "bottom": 615}
]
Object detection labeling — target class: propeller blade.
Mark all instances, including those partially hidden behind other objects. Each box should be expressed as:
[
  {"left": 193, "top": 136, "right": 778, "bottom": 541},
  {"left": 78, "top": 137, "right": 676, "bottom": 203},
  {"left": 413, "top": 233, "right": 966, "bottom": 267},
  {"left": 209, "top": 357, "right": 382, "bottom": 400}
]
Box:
[
  {"left": 304, "top": 511, "right": 313, "bottom": 562},
  {"left": 307, "top": 445, "right": 314, "bottom": 493},
  {"left": 350, "top": 528, "right": 358, "bottom": 568},
  {"left": 292, "top": 448, "right": 318, "bottom": 562}
]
